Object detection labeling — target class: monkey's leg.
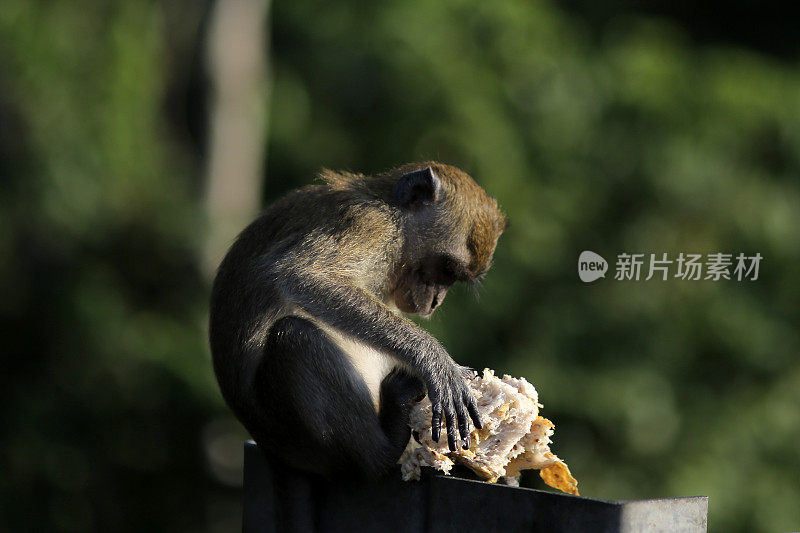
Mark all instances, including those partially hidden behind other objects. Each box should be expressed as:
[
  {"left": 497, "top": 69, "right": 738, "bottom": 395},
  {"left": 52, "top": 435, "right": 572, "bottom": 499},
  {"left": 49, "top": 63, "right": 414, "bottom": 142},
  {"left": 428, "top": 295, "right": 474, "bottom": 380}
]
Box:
[{"left": 255, "top": 316, "right": 417, "bottom": 479}]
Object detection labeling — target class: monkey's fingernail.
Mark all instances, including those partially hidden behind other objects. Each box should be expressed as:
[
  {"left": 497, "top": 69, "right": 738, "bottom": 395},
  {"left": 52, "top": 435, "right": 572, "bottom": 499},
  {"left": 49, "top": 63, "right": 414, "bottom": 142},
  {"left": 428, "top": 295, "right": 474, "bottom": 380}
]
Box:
[{"left": 462, "top": 436, "right": 470, "bottom": 449}]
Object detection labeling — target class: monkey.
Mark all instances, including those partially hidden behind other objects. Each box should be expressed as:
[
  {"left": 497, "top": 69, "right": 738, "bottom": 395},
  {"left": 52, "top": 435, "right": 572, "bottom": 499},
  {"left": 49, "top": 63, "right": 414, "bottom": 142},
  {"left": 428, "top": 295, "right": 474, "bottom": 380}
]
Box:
[{"left": 209, "top": 162, "right": 505, "bottom": 484}]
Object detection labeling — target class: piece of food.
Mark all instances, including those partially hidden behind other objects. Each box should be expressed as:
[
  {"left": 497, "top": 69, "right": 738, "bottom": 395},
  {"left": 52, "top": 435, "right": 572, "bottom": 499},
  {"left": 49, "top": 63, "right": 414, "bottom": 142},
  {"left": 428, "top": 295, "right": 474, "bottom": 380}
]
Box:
[{"left": 399, "top": 368, "right": 579, "bottom": 495}]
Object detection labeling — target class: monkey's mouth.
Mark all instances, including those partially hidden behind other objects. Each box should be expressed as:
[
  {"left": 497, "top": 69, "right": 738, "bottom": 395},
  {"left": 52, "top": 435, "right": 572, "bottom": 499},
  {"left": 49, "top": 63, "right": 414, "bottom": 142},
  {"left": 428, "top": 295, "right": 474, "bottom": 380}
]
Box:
[{"left": 395, "top": 284, "right": 446, "bottom": 317}]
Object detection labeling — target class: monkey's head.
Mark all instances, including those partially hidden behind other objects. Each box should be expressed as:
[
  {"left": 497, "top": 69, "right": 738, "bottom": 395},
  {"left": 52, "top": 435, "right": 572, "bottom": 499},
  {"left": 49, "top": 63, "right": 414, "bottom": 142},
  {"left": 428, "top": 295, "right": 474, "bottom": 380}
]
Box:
[{"left": 387, "top": 162, "right": 506, "bottom": 317}]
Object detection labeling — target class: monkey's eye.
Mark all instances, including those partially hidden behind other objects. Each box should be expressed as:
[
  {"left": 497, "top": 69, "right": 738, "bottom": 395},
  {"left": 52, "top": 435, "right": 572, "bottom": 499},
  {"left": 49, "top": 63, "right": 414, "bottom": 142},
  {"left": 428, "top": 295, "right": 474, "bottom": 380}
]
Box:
[{"left": 440, "top": 255, "right": 470, "bottom": 284}]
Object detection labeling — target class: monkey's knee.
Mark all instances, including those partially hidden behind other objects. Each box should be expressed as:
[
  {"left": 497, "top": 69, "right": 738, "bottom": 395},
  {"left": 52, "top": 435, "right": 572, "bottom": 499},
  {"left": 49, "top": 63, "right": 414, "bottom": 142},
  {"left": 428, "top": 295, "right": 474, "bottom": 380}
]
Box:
[
  {"left": 258, "top": 316, "right": 322, "bottom": 404},
  {"left": 266, "top": 316, "right": 325, "bottom": 356}
]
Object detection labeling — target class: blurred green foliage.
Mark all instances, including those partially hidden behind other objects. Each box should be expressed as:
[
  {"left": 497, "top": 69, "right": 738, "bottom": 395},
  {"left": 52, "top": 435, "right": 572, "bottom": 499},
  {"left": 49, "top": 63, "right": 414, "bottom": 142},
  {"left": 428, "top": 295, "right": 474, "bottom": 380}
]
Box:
[{"left": 2, "top": 1, "right": 799, "bottom": 532}]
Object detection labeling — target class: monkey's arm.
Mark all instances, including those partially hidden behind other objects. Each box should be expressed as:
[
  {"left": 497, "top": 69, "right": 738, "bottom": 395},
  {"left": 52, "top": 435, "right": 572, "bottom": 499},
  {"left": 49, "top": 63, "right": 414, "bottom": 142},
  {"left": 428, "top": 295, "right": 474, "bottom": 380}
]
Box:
[{"left": 282, "top": 273, "right": 481, "bottom": 451}]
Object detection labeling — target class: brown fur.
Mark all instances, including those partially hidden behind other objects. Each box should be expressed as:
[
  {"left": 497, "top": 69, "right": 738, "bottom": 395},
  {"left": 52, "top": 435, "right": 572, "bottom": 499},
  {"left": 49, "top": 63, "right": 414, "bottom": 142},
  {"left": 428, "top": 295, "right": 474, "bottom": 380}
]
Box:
[{"left": 319, "top": 161, "right": 506, "bottom": 278}]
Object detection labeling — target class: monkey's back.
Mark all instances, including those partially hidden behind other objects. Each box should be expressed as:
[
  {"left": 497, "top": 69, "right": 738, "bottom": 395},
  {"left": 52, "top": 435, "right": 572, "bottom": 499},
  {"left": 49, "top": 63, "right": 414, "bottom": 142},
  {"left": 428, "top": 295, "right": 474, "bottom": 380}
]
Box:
[{"left": 208, "top": 184, "right": 402, "bottom": 420}]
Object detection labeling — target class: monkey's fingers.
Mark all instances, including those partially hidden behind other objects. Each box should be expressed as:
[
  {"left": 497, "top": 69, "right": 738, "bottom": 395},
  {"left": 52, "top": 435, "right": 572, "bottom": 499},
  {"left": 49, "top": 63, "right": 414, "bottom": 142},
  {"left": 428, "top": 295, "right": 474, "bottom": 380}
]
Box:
[
  {"left": 444, "top": 407, "right": 458, "bottom": 452},
  {"left": 431, "top": 404, "right": 443, "bottom": 443},
  {"left": 466, "top": 393, "right": 483, "bottom": 430},
  {"left": 456, "top": 404, "right": 471, "bottom": 450}
]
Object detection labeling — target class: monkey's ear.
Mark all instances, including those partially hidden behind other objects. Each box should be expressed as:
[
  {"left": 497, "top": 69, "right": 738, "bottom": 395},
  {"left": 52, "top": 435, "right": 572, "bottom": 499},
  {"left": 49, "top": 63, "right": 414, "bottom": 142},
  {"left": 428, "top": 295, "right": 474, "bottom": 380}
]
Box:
[{"left": 393, "top": 167, "right": 441, "bottom": 211}]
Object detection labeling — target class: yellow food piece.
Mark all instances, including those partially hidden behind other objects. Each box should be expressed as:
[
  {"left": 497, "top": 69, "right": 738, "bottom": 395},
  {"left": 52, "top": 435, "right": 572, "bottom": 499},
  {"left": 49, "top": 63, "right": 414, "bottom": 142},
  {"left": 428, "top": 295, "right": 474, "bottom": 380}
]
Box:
[
  {"left": 431, "top": 450, "right": 449, "bottom": 461},
  {"left": 400, "top": 369, "right": 580, "bottom": 496},
  {"left": 493, "top": 403, "right": 510, "bottom": 419},
  {"left": 503, "top": 451, "right": 552, "bottom": 478},
  {"left": 540, "top": 460, "right": 579, "bottom": 496}
]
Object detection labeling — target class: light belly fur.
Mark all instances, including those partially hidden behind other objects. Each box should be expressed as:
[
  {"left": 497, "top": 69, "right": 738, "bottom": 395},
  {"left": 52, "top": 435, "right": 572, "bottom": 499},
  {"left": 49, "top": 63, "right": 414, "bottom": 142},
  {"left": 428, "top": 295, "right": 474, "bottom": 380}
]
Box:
[{"left": 324, "top": 328, "right": 399, "bottom": 409}]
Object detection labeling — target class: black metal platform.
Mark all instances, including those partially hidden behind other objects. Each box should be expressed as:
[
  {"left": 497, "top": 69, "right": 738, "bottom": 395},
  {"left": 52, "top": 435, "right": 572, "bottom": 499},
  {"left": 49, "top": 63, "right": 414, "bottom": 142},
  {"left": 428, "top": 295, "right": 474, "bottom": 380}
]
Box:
[{"left": 242, "top": 441, "right": 707, "bottom": 532}]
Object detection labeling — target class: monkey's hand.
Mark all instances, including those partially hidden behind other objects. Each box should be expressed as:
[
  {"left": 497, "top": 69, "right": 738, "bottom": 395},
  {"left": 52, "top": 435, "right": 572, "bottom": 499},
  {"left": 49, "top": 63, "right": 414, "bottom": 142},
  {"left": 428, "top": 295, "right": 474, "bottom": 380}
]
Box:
[{"left": 427, "top": 362, "right": 482, "bottom": 452}]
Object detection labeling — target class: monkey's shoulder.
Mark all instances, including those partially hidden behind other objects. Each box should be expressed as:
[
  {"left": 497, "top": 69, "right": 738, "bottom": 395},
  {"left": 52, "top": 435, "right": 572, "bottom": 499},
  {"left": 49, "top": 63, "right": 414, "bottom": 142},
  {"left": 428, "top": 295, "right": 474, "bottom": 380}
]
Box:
[
  {"left": 247, "top": 185, "right": 399, "bottom": 248},
  {"left": 216, "top": 185, "right": 401, "bottom": 286}
]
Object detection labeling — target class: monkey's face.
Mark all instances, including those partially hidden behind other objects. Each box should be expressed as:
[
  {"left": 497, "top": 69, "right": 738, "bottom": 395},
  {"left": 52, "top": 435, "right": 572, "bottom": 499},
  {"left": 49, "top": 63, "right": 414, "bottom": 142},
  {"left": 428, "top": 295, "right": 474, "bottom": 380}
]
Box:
[
  {"left": 393, "top": 254, "right": 467, "bottom": 317},
  {"left": 389, "top": 163, "right": 505, "bottom": 316}
]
